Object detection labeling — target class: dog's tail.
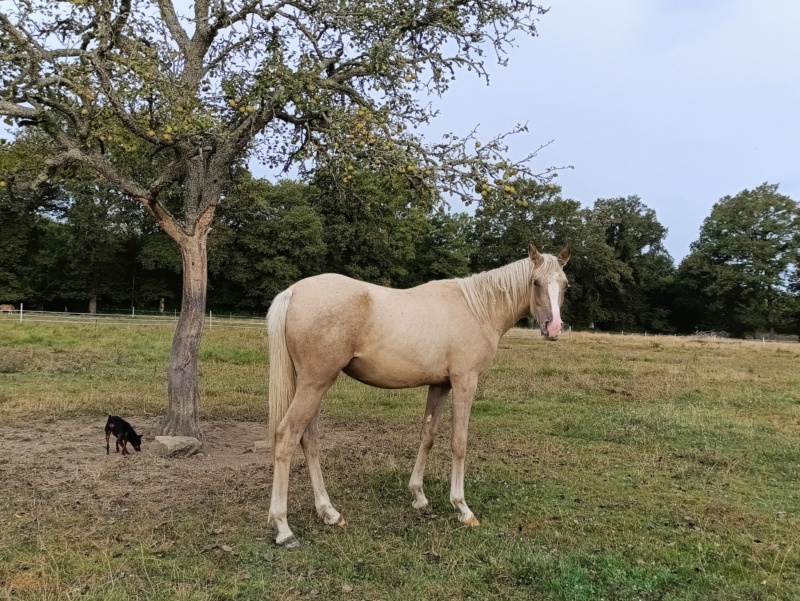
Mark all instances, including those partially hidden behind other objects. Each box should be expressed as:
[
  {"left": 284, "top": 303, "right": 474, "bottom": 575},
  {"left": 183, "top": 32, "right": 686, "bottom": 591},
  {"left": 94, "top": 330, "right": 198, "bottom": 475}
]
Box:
[{"left": 267, "top": 287, "right": 296, "bottom": 447}]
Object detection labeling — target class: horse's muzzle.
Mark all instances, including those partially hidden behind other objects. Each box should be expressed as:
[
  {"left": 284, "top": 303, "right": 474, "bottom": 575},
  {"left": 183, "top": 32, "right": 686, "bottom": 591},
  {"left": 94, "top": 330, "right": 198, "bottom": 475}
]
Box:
[{"left": 542, "top": 318, "right": 562, "bottom": 341}]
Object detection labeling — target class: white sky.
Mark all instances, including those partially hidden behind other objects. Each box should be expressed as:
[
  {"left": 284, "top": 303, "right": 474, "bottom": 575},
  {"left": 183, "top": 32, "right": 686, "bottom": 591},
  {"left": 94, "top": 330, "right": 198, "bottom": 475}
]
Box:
[{"left": 424, "top": 0, "right": 800, "bottom": 260}]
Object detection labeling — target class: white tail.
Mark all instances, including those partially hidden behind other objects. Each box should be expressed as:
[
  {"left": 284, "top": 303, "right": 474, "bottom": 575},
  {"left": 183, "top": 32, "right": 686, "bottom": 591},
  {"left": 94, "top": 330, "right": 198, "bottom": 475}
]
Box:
[{"left": 267, "top": 288, "right": 296, "bottom": 446}]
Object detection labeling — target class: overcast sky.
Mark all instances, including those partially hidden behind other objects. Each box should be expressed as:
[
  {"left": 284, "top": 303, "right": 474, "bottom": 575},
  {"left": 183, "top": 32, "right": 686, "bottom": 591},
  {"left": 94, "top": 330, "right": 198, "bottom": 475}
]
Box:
[{"left": 423, "top": 0, "right": 800, "bottom": 261}]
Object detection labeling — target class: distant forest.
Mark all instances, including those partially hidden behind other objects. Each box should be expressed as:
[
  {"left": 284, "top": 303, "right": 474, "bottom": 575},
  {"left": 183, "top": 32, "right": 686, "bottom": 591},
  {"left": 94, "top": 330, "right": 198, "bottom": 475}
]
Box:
[{"left": 2, "top": 165, "right": 798, "bottom": 338}]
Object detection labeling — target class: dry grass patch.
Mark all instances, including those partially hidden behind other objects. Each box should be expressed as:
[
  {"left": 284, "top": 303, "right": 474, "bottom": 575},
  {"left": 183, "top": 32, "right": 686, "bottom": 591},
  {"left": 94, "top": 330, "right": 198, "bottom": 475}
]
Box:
[{"left": 1, "top": 324, "right": 799, "bottom": 599}]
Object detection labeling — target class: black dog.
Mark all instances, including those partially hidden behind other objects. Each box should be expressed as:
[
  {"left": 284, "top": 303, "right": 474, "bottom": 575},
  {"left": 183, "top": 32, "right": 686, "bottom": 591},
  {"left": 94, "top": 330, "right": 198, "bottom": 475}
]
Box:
[{"left": 105, "top": 415, "right": 142, "bottom": 455}]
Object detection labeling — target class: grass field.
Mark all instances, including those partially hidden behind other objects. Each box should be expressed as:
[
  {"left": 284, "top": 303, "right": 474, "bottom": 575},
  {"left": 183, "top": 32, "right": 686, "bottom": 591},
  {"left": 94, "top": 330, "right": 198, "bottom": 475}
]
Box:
[{"left": 0, "top": 322, "right": 798, "bottom": 600}]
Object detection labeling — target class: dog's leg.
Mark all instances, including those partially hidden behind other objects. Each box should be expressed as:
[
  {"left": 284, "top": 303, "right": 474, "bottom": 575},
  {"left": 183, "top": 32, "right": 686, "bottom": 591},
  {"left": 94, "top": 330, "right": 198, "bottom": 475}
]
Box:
[{"left": 106, "top": 431, "right": 111, "bottom": 454}]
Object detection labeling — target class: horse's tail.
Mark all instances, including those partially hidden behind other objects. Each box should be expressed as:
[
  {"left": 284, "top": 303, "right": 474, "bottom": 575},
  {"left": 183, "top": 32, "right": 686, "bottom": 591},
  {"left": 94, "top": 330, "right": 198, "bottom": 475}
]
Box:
[{"left": 267, "top": 288, "right": 296, "bottom": 447}]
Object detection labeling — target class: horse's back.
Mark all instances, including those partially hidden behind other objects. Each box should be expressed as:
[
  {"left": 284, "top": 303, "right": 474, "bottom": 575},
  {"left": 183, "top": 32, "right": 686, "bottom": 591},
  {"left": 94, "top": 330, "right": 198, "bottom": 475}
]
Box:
[
  {"left": 283, "top": 274, "right": 495, "bottom": 388},
  {"left": 286, "top": 273, "right": 469, "bottom": 335}
]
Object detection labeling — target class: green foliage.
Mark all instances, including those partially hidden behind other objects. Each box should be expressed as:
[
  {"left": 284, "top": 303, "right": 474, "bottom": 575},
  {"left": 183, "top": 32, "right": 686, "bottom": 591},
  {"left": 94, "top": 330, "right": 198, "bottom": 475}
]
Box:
[
  {"left": 58, "top": 186, "right": 132, "bottom": 308},
  {"left": 0, "top": 0, "right": 553, "bottom": 224},
  {"left": 588, "top": 196, "right": 676, "bottom": 332},
  {"left": 677, "top": 183, "right": 800, "bottom": 336},
  {"left": 0, "top": 139, "right": 63, "bottom": 303},
  {"left": 309, "top": 171, "right": 469, "bottom": 287},
  {"left": 470, "top": 184, "right": 676, "bottom": 332},
  {"left": 4, "top": 128, "right": 798, "bottom": 340},
  {"left": 402, "top": 212, "right": 474, "bottom": 286},
  {"left": 209, "top": 177, "right": 326, "bottom": 308}
]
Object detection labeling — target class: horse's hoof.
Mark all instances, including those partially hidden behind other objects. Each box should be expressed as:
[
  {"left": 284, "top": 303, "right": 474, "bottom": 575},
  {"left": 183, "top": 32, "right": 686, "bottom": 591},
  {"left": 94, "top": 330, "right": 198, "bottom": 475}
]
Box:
[
  {"left": 335, "top": 516, "right": 347, "bottom": 528},
  {"left": 465, "top": 516, "right": 481, "bottom": 527},
  {"left": 418, "top": 503, "right": 433, "bottom": 513},
  {"left": 277, "top": 535, "right": 300, "bottom": 549}
]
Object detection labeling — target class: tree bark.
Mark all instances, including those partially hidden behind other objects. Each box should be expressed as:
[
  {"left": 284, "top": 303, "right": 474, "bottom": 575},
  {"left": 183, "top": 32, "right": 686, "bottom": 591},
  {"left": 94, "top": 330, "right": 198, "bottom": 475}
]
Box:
[
  {"left": 161, "top": 230, "right": 208, "bottom": 439},
  {"left": 89, "top": 296, "right": 97, "bottom": 314},
  {"left": 159, "top": 297, "right": 165, "bottom": 313}
]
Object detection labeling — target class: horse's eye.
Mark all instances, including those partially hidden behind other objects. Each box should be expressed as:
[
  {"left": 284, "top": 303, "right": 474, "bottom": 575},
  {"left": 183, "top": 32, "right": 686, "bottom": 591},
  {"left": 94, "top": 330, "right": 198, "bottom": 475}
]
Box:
[{"left": 534, "top": 280, "right": 540, "bottom": 287}]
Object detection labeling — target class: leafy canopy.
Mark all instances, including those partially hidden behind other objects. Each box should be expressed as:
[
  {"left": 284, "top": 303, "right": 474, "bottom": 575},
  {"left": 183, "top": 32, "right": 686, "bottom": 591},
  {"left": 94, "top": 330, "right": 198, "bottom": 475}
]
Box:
[{"left": 1, "top": 0, "right": 555, "bottom": 226}]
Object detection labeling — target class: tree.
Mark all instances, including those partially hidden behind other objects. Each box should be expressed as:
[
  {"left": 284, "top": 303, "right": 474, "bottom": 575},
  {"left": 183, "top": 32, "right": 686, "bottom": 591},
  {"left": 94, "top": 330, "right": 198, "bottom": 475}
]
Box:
[
  {"left": 209, "top": 176, "right": 325, "bottom": 309},
  {"left": 470, "top": 180, "right": 625, "bottom": 328},
  {"left": 59, "top": 186, "right": 133, "bottom": 312},
  {"left": 680, "top": 183, "right": 800, "bottom": 337},
  {"left": 471, "top": 180, "right": 581, "bottom": 269},
  {"left": 401, "top": 211, "right": 474, "bottom": 287},
  {"left": 0, "top": 136, "right": 69, "bottom": 306},
  {"left": 1, "top": 0, "right": 553, "bottom": 437},
  {"left": 310, "top": 171, "right": 435, "bottom": 286},
  {"left": 588, "top": 196, "right": 675, "bottom": 331},
  {"left": 135, "top": 229, "right": 183, "bottom": 313}
]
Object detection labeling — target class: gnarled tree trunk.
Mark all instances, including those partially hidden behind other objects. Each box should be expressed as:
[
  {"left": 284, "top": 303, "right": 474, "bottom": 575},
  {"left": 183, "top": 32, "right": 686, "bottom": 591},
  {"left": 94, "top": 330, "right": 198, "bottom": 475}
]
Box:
[
  {"left": 148, "top": 195, "right": 217, "bottom": 439},
  {"left": 160, "top": 230, "right": 208, "bottom": 438}
]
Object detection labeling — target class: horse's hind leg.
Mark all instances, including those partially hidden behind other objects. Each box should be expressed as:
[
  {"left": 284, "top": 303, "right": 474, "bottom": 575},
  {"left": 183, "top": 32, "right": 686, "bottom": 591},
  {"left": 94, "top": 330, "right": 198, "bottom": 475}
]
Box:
[
  {"left": 269, "top": 376, "right": 337, "bottom": 548},
  {"left": 408, "top": 384, "right": 451, "bottom": 510},
  {"left": 301, "top": 409, "right": 344, "bottom": 527}
]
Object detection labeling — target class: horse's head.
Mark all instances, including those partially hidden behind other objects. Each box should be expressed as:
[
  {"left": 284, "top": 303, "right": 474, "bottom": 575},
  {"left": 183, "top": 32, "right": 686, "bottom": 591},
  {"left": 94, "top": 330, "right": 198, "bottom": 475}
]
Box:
[{"left": 528, "top": 243, "right": 570, "bottom": 341}]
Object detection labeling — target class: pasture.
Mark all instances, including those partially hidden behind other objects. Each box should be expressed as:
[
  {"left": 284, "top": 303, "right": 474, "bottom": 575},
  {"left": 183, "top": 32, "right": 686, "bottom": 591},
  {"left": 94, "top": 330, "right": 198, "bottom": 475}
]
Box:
[{"left": 0, "top": 322, "right": 798, "bottom": 600}]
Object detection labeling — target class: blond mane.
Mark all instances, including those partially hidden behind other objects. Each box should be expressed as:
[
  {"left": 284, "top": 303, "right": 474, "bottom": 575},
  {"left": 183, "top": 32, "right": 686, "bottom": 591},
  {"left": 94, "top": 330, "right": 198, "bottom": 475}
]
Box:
[{"left": 455, "top": 255, "right": 562, "bottom": 324}]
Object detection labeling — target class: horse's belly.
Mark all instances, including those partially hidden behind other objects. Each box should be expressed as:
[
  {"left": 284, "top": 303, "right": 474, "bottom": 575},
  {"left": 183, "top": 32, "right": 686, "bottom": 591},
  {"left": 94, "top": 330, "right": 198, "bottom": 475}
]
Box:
[{"left": 342, "top": 355, "right": 448, "bottom": 389}]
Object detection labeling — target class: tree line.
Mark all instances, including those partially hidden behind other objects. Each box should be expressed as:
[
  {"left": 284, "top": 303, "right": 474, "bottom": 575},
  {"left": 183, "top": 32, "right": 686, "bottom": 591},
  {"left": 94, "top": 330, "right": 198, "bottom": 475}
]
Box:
[{"left": 2, "top": 164, "right": 798, "bottom": 338}]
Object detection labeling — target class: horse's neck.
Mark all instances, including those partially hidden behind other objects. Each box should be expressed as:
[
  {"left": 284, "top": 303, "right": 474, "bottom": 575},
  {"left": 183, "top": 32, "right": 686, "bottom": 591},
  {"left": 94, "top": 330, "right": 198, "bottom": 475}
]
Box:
[
  {"left": 456, "top": 259, "right": 532, "bottom": 336},
  {"left": 489, "top": 288, "right": 531, "bottom": 335}
]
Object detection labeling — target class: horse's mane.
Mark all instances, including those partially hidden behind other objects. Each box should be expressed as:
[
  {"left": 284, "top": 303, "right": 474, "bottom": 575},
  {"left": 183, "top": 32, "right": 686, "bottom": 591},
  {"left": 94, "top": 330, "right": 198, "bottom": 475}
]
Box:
[{"left": 455, "top": 255, "right": 561, "bottom": 323}]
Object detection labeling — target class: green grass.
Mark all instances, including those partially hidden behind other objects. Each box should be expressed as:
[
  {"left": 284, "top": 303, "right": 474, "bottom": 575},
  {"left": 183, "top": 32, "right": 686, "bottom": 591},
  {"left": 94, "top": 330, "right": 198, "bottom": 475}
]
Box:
[{"left": 1, "top": 323, "right": 799, "bottom": 600}]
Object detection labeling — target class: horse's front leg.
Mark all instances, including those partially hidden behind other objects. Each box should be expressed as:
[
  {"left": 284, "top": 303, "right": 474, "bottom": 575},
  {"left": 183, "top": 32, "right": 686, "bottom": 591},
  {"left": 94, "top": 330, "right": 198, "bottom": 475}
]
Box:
[
  {"left": 301, "top": 409, "right": 345, "bottom": 527},
  {"left": 449, "top": 374, "right": 480, "bottom": 526},
  {"left": 409, "top": 384, "right": 451, "bottom": 510}
]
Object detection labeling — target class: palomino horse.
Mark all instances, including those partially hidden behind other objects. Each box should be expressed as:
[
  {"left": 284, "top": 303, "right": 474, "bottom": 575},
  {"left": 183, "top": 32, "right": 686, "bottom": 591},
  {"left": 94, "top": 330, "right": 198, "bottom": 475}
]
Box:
[
  {"left": 0, "top": 304, "right": 16, "bottom": 313},
  {"left": 267, "top": 244, "right": 570, "bottom": 547}
]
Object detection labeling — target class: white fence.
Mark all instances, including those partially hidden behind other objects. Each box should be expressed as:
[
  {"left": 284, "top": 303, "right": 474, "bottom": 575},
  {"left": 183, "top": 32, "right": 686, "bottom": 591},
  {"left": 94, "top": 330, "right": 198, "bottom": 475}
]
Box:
[{"left": 0, "top": 305, "right": 264, "bottom": 329}]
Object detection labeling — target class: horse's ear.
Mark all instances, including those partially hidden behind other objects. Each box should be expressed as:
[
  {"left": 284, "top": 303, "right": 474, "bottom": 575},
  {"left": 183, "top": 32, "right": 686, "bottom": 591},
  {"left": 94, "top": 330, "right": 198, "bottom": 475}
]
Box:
[
  {"left": 528, "top": 243, "right": 544, "bottom": 267},
  {"left": 557, "top": 245, "right": 571, "bottom": 267}
]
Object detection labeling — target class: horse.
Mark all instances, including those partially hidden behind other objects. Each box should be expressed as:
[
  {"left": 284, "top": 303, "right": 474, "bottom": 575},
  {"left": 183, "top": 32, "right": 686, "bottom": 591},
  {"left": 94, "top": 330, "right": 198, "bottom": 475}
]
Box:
[
  {"left": 0, "top": 304, "right": 16, "bottom": 313},
  {"left": 266, "top": 243, "right": 570, "bottom": 548}
]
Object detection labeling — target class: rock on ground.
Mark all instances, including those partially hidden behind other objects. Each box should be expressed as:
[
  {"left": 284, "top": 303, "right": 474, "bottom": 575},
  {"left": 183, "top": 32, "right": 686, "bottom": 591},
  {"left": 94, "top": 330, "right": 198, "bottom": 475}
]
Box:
[{"left": 149, "top": 436, "right": 202, "bottom": 457}]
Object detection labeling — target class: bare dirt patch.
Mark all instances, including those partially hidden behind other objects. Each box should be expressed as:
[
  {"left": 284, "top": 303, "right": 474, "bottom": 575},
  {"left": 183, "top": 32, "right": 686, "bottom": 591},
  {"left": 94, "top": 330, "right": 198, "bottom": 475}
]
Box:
[
  {"left": 0, "top": 416, "right": 383, "bottom": 526},
  {"left": 0, "top": 416, "right": 412, "bottom": 518},
  {"left": 0, "top": 418, "right": 264, "bottom": 521}
]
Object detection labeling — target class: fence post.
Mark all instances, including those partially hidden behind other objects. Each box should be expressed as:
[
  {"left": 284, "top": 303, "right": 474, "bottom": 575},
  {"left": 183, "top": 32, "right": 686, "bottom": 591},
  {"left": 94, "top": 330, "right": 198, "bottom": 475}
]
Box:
[
  {"left": 19, "top": 303, "right": 23, "bottom": 323},
  {"left": 132, "top": 306, "right": 135, "bottom": 317},
  {"left": 209, "top": 311, "right": 213, "bottom": 328}
]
